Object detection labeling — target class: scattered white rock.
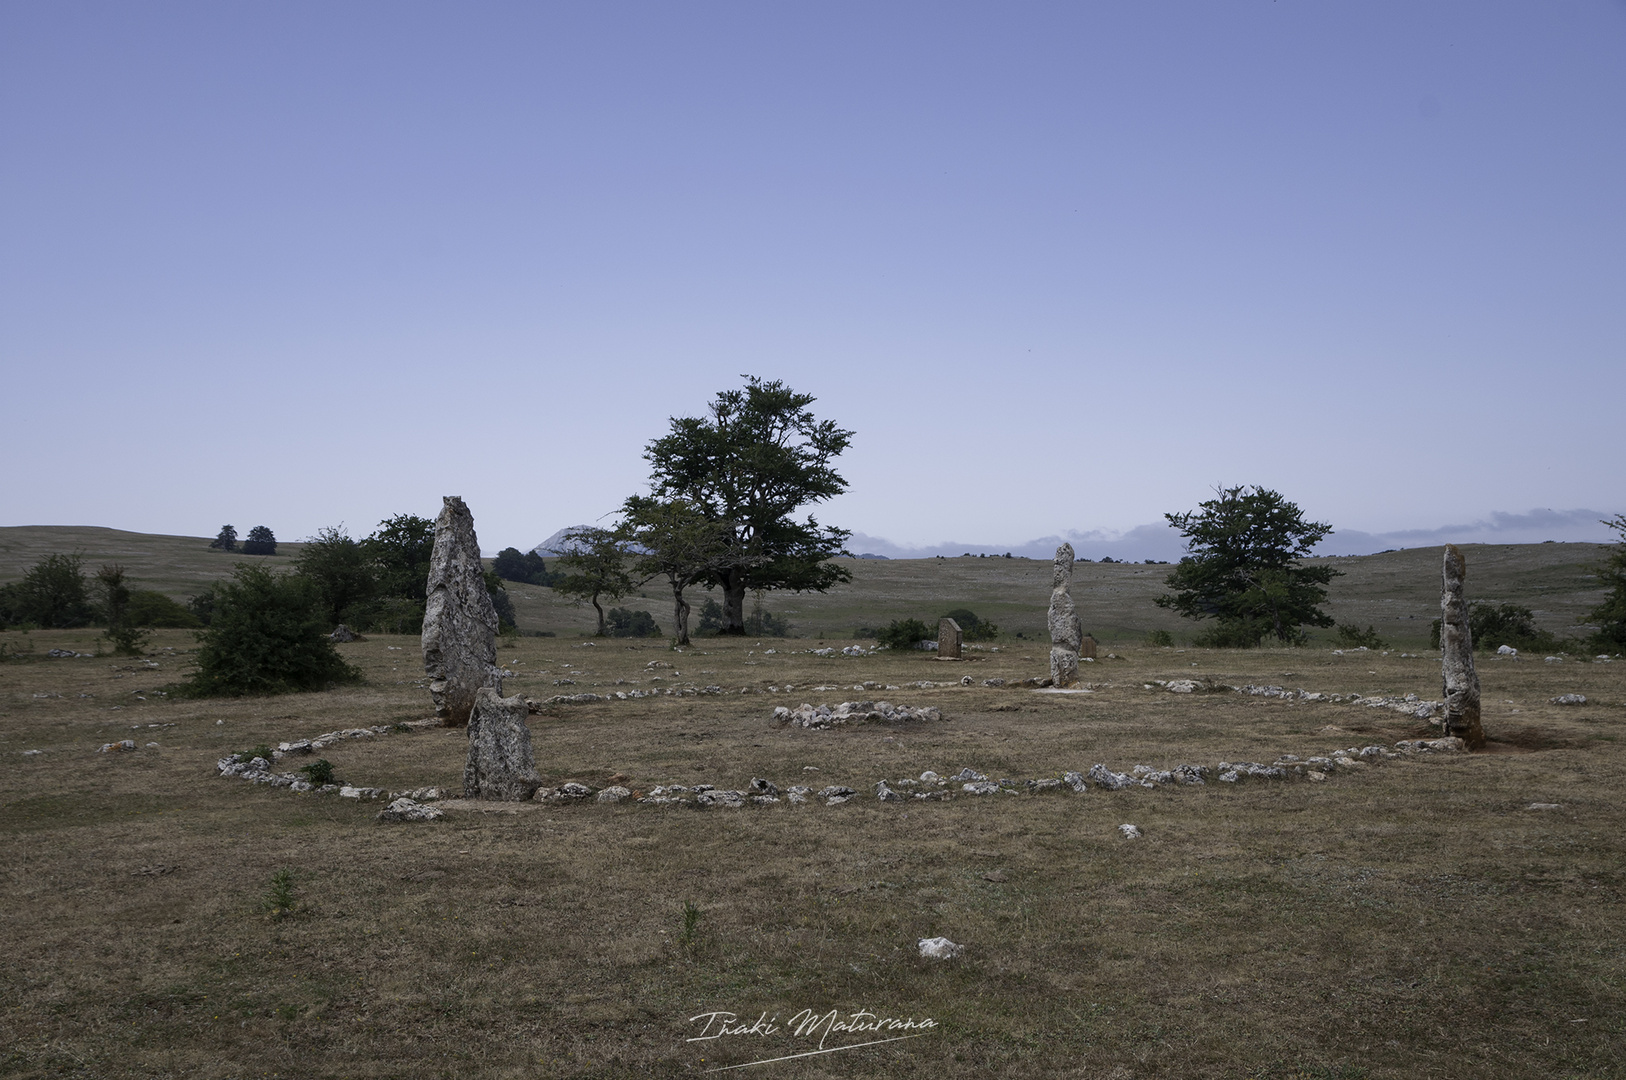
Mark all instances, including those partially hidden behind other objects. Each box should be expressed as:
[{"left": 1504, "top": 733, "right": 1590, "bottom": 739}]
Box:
[
  {"left": 918, "top": 936, "right": 964, "bottom": 959},
  {"left": 99, "top": 740, "right": 137, "bottom": 753},
  {"left": 1118, "top": 824, "right": 1142, "bottom": 839},
  {"left": 1526, "top": 802, "right": 1562, "bottom": 811},
  {"left": 597, "top": 786, "right": 632, "bottom": 803},
  {"left": 377, "top": 797, "right": 445, "bottom": 822},
  {"left": 1497, "top": 645, "right": 1518, "bottom": 658},
  {"left": 1551, "top": 694, "right": 1587, "bottom": 706}
]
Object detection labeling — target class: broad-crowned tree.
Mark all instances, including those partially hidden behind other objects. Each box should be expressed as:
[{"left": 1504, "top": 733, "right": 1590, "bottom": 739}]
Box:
[
  {"left": 294, "top": 526, "right": 379, "bottom": 629},
  {"left": 1156, "top": 486, "right": 1338, "bottom": 647},
  {"left": 1587, "top": 514, "right": 1626, "bottom": 650},
  {"left": 621, "top": 496, "right": 747, "bottom": 645},
  {"left": 643, "top": 377, "right": 852, "bottom": 634},
  {"left": 242, "top": 525, "right": 278, "bottom": 556},
  {"left": 552, "top": 526, "right": 635, "bottom": 636}
]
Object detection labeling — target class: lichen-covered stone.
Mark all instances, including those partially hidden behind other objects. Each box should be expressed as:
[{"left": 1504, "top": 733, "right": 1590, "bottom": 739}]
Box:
[
  {"left": 1440, "top": 545, "right": 1485, "bottom": 749},
  {"left": 1048, "top": 543, "right": 1082, "bottom": 688},
  {"left": 422, "top": 496, "right": 502, "bottom": 725},
  {"left": 938, "top": 618, "right": 962, "bottom": 659},
  {"left": 463, "top": 688, "right": 542, "bottom": 801}
]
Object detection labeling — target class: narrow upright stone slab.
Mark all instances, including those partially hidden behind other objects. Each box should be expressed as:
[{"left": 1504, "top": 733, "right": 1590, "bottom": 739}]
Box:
[
  {"left": 1440, "top": 545, "right": 1485, "bottom": 750},
  {"left": 464, "top": 688, "right": 543, "bottom": 800},
  {"left": 938, "top": 618, "right": 963, "bottom": 659},
  {"left": 422, "top": 495, "right": 502, "bottom": 726},
  {"left": 1080, "top": 635, "right": 1098, "bottom": 660},
  {"left": 1048, "top": 543, "right": 1083, "bottom": 688}
]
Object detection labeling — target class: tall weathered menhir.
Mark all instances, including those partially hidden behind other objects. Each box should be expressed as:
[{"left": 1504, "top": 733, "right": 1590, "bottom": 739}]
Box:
[
  {"left": 422, "top": 496, "right": 502, "bottom": 726},
  {"left": 1048, "top": 543, "right": 1083, "bottom": 688},
  {"left": 1440, "top": 544, "right": 1485, "bottom": 750}
]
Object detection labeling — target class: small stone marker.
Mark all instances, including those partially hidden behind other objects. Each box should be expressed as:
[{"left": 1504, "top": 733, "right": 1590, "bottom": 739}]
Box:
[
  {"left": 918, "top": 936, "right": 964, "bottom": 959},
  {"left": 1048, "top": 543, "right": 1083, "bottom": 688},
  {"left": 1440, "top": 545, "right": 1485, "bottom": 750},
  {"left": 1081, "top": 634, "right": 1098, "bottom": 660},
  {"left": 938, "top": 618, "right": 962, "bottom": 659},
  {"left": 422, "top": 495, "right": 503, "bottom": 726},
  {"left": 464, "top": 687, "right": 543, "bottom": 801}
]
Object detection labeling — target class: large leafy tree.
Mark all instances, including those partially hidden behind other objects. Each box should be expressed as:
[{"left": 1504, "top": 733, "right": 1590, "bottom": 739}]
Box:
[
  {"left": 1156, "top": 485, "right": 1338, "bottom": 647},
  {"left": 552, "top": 526, "right": 636, "bottom": 636},
  {"left": 0, "top": 553, "right": 95, "bottom": 629},
  {"left": 1587, "top": 513, "right": 1626, "bottom": 650},
  {"left": 362, "top": 513, "right": 436, "bottom": 605},
  {"left": 643, "top": 377, "right": 853, "bottom": 634},
  {"left": 293, "top": 526, "right": 379, "bottom": 629},
  {"left": 492, "top": 547, "right": 556, "bottom": 586},
  {"left": 621, "top": 496, "right": 745, "bottom": 645},
  {"left": 242, "top": 525, "right": 278, "bottom": 556}
]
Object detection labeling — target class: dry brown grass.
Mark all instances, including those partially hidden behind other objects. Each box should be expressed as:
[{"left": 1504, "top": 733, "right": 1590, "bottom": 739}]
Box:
[{"left": 2, "top": 625, "right": 1623, "bottom": 1078}]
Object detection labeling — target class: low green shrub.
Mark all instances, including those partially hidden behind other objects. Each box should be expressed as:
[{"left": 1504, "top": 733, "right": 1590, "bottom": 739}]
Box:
[
  {"left": 1144, "top": 629, "right": 1174, "bottom": 648},
  {"left": 607, "top": 608, "right": 661, "bottom": 637},
  {"left": 300, "top": 759, "right": 334, "bottom": 786},
  {"left": 1335, "top": 623, "right": 1388, "bottom": 649},
  {"left": 183, "top": 564, "right": 360, "bottom": 697},
  {"left": 877, "top": 618, "right": 933, "bottom": 650}
]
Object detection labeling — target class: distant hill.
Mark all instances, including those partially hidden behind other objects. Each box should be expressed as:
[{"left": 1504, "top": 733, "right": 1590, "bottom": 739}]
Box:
[
  {"left": 530, "top": 527, "right": 592, "bottom": 557},
  {"left": 0, "top": 525, "right": 1610, "bottom": 647}
]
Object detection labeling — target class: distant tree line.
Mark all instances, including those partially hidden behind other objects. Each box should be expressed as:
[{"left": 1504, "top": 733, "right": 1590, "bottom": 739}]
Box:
[{"left": 210, "top": 524, "right": 279, "bottom": 556}]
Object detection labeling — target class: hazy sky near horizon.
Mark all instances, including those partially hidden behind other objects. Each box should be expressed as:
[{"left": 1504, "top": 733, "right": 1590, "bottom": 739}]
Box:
[{"left": 3, "top": 2, "right": 1623, "bottom": 557}]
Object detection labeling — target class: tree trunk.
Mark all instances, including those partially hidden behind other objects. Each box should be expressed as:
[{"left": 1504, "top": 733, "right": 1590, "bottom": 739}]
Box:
[
  {"left": 671, "top": 584, "right": 691, "bottom": 646},
  {"left": 721, "top": 569, "right": 747, "bottom": 635},
  {"left": 591, "top": 593, "right": 606, "bottom": 636}
]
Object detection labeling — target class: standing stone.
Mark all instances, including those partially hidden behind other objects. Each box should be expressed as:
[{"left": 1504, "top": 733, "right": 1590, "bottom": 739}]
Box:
[
  {"left": 1080, "top": 634, "right": 1098, "bottom": 660},
  {"left": 938, "top": 618, "right": 963, "bottom": 659},
  {"left": 1048, "top": 543, "right": 1083, "bottom": 688},
  {"left": 1440, "top": 545, "right": 1485, "bottom": 750},
  {"left": 422, "top": 495, "right": 502, "bottom": 726},
  {"left": 464, "top": 688, "right": 543, "bottom": 800}
]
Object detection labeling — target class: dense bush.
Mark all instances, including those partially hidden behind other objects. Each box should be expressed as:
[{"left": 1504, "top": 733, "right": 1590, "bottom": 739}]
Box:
[
  {"left": 0, "top": 553, "right": 95, "bottom": 629},
  {"left": 877, "top": 618, "right": 933, "bottom": 650},
  {"left": 183, "top": 563, "right": 360, "bottom": 697},
  {"left": 95, "top": 564, "right": 149, "bottom": 656},
  {"left": 241, "top": 525, "right": 278, "bottom": 556},
  {"left": 742, "top": 608, "right": 792, "bottom": 637},
  {"left": 126, "top": 590, "right": 200, "bottom": 628},
  {"left": 696, "top": 598, "right": 724, "bottom": 636},
  {"left": 294, "top": 526, "right": 380, "bottom": 628},
  {"left": 1587, "top": 514, "right": 1626, "bottom": 651},
  {"left": 941, "top": 608, "right": 1000, "bottom": 641},
  {"left": 1336, "top": 623, "right": 1389, "bottom": 649},
  {"left": 607, "top": 608, "right": 661, "bottom": 637},
  {"left": 493, "top": 547, "right": 557, "bottom": 586},
  {"left": 1429, "top": 602, "right": 1556, "bottom": 653},
  {"left": 1145, "top": 629, "right": 1174, "bottom": 647}
]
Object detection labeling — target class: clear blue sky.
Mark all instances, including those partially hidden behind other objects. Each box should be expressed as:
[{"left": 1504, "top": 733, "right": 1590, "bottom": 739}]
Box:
[{"left": 3, "top": 2, "right": 1622, "bottom": 556}]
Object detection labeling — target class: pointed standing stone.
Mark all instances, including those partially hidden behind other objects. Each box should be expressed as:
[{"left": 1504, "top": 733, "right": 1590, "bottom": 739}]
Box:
[
  {"left": 1048, "top": 543, "right": 1083, "bottom": 688},
  {"left": 422, "top": 495, "right": 502, "bottom": 726},
  {"left": 938, "top": 618, "right": 962, "bottom": 659},
  {"left": 1440, "top": 544, "right": 1485, "bottom": 750},
  {"left": 464, "top": 688, "right": 543, "bottom": 800}
]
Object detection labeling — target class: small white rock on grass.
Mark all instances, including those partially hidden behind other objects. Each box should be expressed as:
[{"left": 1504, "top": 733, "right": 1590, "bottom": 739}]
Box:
[
  {"left": 1118, "top": 824, "right": 1142, "bottom": 839},
  {"left": 918, "top": 937, "right": 964, "bottom": 959}
]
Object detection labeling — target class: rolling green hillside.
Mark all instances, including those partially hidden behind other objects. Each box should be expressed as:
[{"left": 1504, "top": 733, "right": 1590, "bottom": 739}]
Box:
[{"left": 0, "top": 525, "right": 1609, "bottom": 647}]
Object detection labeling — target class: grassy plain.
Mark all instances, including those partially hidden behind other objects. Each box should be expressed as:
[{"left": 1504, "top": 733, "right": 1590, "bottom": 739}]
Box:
[
  {"left": 1, "top": 614, "right": 1623, "bottom": 1078},
  {"left": 0, "top": 525, "right": 1610, "bottom": 647}
]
